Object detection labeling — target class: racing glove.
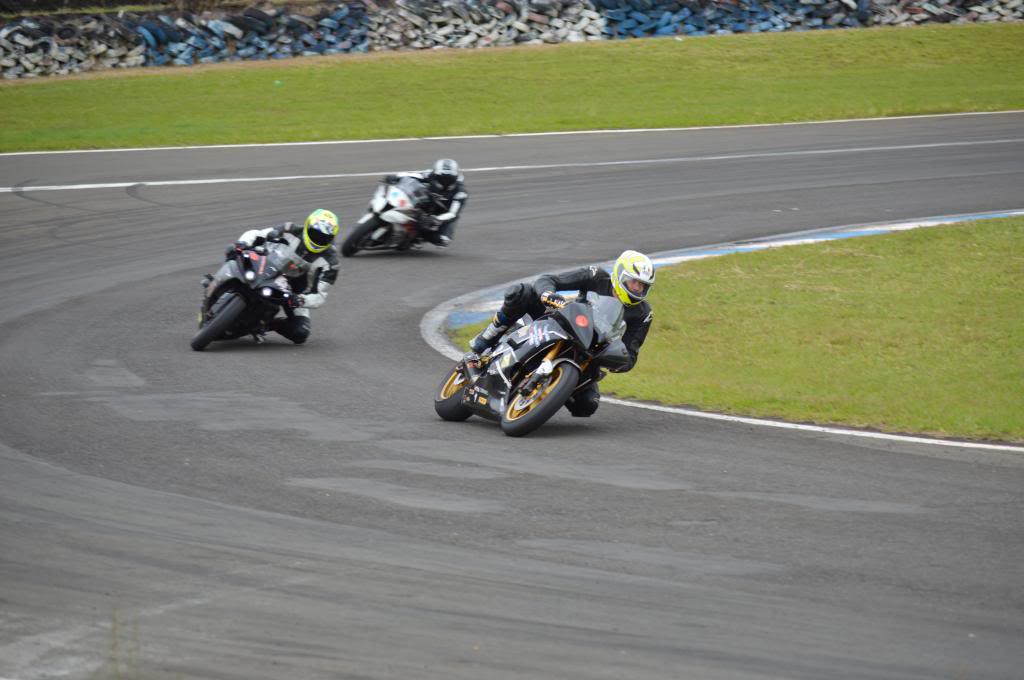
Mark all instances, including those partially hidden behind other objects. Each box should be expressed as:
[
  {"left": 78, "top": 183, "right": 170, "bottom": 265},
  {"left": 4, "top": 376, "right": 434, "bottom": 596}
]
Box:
[
  {"left": 540, "top": 291, "right": 568, "bottom": 309},
  {"left": 225, "top": 241, "right": 246, "bottom": 259},
  {"left": 285, "top": 294, "right": 304, "bottom": 310}
]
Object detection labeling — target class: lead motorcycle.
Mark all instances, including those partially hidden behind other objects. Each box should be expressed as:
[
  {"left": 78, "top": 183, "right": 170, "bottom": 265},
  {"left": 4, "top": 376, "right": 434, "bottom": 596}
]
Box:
[
  {"left": 434, "top": 292, "right": 633, "bottom": 437},
  {"left": 190, "top": 242, "right": 298, "bottom": 351},
  {"left": 341, "top": 176, "right": 441, "bottom": 256}
]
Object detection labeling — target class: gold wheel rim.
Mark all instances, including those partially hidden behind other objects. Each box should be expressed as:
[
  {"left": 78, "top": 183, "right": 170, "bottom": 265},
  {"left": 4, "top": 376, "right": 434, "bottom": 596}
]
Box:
[
  {"left": 439, "top": 369, "right": 466, "bottom": 399},
  {"left": 505, "top": 366, "right": 564, "bottom": 422}
]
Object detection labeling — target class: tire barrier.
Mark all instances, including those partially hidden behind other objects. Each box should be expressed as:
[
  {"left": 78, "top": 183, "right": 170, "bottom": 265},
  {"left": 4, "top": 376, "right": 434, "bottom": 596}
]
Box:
[
  {"left": 0, "top": 3, "right": 371, "bottom": 78},
  {"left": 1, "top": 0, "right": 1020, "bottom": 79},
  {"left": 367, "top": 0, "right": 606, "bottom": 49}
]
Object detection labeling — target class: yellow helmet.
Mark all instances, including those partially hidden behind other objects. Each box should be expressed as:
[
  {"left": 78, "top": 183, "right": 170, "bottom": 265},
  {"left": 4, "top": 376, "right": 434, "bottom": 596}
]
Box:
[
  {"left": 611, "top": 250, "right": 655, "bottom": 306},
  {"left": 303, "top": 209, "right": 340, "bottom": 254}
]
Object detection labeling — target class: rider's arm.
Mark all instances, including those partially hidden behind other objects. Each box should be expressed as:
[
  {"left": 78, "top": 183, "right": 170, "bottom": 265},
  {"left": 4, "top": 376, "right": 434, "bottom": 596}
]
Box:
[
  {"left": 385, "top": 171, "right": 427, "bottom": 184},
  {"left": 300, "top": 257, "right": 339, "bottom": 309},
  {"left": 435, "top": 180, "right": 468, "bottom": 224},
  {"left": 532, "top": 266, "right": 607, "bottom": 298},
  {"left": 237, "top": 223, "right": 290, "bottom": 247}
]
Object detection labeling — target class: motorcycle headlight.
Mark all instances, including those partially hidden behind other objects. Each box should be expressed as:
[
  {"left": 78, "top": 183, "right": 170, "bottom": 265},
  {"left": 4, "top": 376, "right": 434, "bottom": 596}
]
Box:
[
  {"left": 244, "top": 271, "right": 255, "bottom": 281},
  {"left": 261, "top": 287, "right": 272, "bottom": 297}
]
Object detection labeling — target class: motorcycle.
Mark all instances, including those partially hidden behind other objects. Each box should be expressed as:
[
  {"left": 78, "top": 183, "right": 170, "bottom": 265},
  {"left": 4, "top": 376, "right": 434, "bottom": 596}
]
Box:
[
  {"left": 434, "top": 292, "right": 633, "bottom": 437},
  {"left": 190, "top": 242, "right": 298, "bottom": 351},
  {"left": 341, "top": 176, "right": 441, "bottom": 256}
]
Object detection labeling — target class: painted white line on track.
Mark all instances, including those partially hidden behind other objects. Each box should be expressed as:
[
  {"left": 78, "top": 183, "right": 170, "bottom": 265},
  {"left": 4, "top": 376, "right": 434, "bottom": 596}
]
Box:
[
  {"left": 3, "top": 137, "right": 1022, "bottom": 194},
  {"left": 600, "top": 398, "right": 1024, "bottom": 452},
  {"left": 2, "top": 110, "right": 1022, "bottom": 157},
  {"left": 420, "top": 210, "right": 1024, "bottom": 453}
]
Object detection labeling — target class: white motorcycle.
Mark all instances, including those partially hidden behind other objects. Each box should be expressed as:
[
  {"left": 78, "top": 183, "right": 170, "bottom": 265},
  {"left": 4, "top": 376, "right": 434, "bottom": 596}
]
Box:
[{"left": 341, "top": 176, "right": 440, "bottom": 256}]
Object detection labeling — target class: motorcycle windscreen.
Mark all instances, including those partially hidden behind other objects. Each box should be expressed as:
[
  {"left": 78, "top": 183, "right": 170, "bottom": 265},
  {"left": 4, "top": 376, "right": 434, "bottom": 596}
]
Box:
[{"left": 586, "top": 292, "right": 626, "bottom": 343}]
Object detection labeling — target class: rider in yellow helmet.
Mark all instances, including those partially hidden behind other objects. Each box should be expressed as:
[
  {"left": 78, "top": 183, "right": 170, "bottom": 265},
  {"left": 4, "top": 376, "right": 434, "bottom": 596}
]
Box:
[
  {"left": 227, "top": 209, "right": 341, "bottom": 344},
  {"left": 467, "top": 250, "right": 655, "bottom": 417}
]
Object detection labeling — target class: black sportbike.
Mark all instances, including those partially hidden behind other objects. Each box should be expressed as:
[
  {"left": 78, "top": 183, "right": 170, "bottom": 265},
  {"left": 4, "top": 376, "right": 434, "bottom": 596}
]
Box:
[
  {"left": 434, "top": 292, "right": 632, "bottom": 436},
  {"left": 190, "top": 242, "right": 298, "bottom": 351}
]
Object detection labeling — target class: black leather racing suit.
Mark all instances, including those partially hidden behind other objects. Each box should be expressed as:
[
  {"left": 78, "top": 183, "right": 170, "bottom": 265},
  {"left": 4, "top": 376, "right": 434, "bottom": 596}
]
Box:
[{"left": 498, "top": 265, "right": 654, "bottom": 417}]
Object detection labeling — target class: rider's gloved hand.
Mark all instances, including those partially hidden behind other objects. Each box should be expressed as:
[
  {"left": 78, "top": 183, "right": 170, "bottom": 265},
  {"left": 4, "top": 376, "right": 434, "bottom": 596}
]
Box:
[
  {"left": 421, "top": 215, "right": 440, "bottom": 230},
  {"left": 285, "top": 294, "right": 304, "bottom": 310},
  {"left": 384, "top": 174, "right": 399, "bottom": 184},
  {"left": 541, "top": 291, "right": 568, "bottom": 309},
  {"left": 225, "top": 241, "right": 246, "bottom": 259}
]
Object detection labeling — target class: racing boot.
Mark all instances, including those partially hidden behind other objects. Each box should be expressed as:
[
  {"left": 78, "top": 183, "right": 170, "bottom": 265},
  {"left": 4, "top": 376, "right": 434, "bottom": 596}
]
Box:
[
  {"left": 469, "top": 312, "right": 510, "bottom": 353},
  {"left": 464, "top": 312, "right": 510, "bottom": 367}
]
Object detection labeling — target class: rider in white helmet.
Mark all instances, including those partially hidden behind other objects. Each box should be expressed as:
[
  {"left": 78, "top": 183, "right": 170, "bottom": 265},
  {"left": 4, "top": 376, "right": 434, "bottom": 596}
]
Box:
[
  {"left": 466, "top": 250, "right": 656, "bottom": 417},
  {"left": 383, "top": 158, "right": 467, "bottom": 247}
]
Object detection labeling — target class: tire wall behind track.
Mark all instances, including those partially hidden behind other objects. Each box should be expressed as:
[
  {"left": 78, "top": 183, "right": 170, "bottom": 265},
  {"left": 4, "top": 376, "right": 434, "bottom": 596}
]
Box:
[{"left": 1, "top": 0, "right": 1022, "bottom": 79}]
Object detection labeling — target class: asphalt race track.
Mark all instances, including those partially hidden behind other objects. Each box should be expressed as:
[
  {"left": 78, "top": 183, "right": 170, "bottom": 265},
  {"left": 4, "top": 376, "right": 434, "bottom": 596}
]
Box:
[{"left": 1, "top": 112, "right": 1023, "bottom": 680}]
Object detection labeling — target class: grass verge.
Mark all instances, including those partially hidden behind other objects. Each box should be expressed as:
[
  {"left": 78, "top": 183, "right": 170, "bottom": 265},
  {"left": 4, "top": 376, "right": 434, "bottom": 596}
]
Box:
[
  {"left": 450, "top": 218, "right": 1024, "bottom": 442},
  {"left": 2, "top": 23, "right": 1023, "bottom": 152}
]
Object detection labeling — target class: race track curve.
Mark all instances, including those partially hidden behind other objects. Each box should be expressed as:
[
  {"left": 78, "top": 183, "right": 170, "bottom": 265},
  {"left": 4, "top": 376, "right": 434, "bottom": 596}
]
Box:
[{"left": 1, "top": 112, "right": 1023, "bottom": 680}]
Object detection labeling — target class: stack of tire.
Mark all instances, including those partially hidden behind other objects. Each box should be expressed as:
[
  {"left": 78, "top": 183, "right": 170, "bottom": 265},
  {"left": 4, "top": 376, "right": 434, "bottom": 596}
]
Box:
[
  {"left": 0, "top": 3, "right": 371, "bottom": 79},
  {"left": 0, "top": 14, "right": 145, "bottom": 78},
  {"left": 135, "top": 4, "right": 371, "bottom": 67},
  {"left": 596, "top": 0, "right": 871, "bottom": 38}
]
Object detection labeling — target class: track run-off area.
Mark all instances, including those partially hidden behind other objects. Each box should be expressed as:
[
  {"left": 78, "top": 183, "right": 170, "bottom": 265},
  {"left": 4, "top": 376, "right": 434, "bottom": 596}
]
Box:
[{"left": 1, "top": 111, "right": 1023, "bottom": 679}]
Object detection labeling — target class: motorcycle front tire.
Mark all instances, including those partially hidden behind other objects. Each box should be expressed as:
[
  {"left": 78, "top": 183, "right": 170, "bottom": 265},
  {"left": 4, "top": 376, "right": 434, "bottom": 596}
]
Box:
[
  {"left": 341, "top": 216, "right": 380, "bottom": 257},
  {"left": 500, "top": 363, "right": 580, "bottom": 437},
  {"left": 190, "top": 294, "right": 246, "bottom": 351}
]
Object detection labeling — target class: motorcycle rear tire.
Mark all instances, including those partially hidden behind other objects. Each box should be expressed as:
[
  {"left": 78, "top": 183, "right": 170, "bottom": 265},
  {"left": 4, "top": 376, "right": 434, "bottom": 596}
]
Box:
[
  {"left": 190, "top": 294, "right": 246, "bottom": 351},
  {"left": 434, "top": 365, "right": 473, "bottom": 422},
  {"left": 500, "top": 363, "right": 580, "bottom": 437},
  {"left": 341, "top": 216, "right": 380, "bottom": 257}
]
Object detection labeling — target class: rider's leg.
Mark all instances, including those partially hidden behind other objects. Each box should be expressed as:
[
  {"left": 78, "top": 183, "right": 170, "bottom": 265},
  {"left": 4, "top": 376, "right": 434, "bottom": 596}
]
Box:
[
  {"left": 271, "top": 309, "right": 311, "bottom": 345},
  {"left": 468, "top": 283, "right": 536, "bottom": 354}
]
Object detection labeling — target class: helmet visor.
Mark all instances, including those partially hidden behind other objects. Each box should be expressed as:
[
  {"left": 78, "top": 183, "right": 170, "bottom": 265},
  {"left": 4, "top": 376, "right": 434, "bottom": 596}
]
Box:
[
  {"left": 623, "top": 277, "right": 650, "bottom": 299},
  {"left": 306, "top": 221, "right": 335, "bottom": 250}
]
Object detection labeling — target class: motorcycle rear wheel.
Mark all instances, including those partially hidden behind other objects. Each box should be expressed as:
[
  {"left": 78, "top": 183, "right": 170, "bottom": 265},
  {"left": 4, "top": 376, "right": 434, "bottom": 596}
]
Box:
[
  {"left": 341, "top": 216, "right": 380, "bottom": 257},
  {"left": 500, "top": 363, "right": 580, "bottom": 437},
  {"left": 190, "top": 294, "right": 246, "bottom": 351},
  {"left": 434, "top": 365, "right": 473, "bottom": 422}
]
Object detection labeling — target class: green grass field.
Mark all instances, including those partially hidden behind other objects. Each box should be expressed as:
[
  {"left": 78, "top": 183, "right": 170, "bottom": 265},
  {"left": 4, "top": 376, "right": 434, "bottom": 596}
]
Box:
[
  {"left": 452, "top": 218, "right": 1024, "bottom": 442},
  {"left": 1, "top": 23, "right": 1022, "bottom": 152}
]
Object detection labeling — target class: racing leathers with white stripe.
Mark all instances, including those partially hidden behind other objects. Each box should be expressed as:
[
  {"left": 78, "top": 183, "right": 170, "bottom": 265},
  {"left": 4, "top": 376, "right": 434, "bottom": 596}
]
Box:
[{"left": 236, "top": 223, "right": 339, "bottom": 343}]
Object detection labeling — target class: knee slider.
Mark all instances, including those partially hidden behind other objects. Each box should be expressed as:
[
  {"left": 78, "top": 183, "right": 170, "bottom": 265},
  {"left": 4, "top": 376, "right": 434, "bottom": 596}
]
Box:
[
  {"left": 292, "top": 318, "right": 311, "bottom": 344},
  {"left": 566, "top": 387, "right": 600, "bottom": 417}
]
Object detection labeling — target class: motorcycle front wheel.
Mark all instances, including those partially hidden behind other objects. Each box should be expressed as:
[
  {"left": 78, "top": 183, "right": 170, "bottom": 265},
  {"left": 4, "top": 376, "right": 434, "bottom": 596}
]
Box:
[
  {"left": 190, "top": 294, "right": 246, "bottom": 351},
  {"left": 500, "top": 363, "right": 580, "bottom": 437},
  {"left": 434, "top": 365, "right": 473, "bottom": 422},
  {"left": 341, "top": 216, "right": 381, "bottom": 257}
]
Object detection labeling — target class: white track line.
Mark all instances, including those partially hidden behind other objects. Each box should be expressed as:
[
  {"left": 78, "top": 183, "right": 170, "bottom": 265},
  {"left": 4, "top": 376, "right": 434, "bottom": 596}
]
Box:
[
  {"left": 3, "top": 137, "right": 1021, "bottom": 194},
  {"left": 2, "top": 110, "right": 1021, "bottom": 157},
  {"left": 420, "top": 212, "right": 1024, "bottom": 453}
]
